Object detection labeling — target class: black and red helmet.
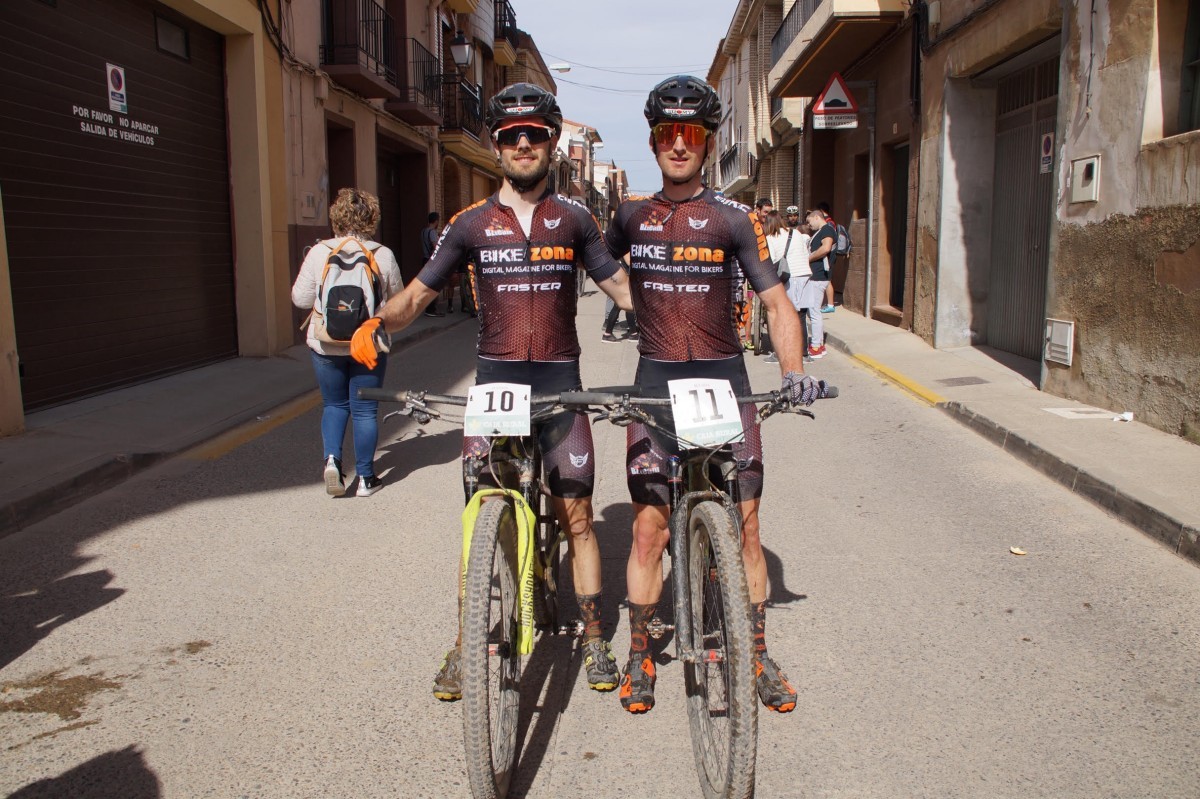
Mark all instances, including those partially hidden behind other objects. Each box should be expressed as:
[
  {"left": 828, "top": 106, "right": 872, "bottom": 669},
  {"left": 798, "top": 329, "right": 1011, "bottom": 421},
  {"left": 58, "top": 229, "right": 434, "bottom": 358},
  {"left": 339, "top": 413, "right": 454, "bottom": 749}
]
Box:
[
  {"left": 644, "top": 75, "right": 722, "bottom": 131},
  {"left": 486, "top": 83, "right": 563, "bottom": 135}
]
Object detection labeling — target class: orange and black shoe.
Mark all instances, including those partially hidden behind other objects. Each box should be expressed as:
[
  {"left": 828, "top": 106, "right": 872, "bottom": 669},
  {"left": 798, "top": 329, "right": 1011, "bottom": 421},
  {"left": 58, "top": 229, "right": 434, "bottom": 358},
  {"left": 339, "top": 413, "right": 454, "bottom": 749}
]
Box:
[
  {"left": 619, "top": 654, "right": 656, "bottom": 713},
  {"left": 755, "top": 655, "right": 797, "bottom": 712}
]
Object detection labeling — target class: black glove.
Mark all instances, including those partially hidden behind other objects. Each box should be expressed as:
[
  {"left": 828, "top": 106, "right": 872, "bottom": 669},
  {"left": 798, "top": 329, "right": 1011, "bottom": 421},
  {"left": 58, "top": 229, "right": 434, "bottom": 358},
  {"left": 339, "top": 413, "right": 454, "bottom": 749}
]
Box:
[
  {"left": 782, "top": 371, "right": 825, "bottom": 407},
  {"left": 779, "top": 271, "right": 791, "bottom": 287}
]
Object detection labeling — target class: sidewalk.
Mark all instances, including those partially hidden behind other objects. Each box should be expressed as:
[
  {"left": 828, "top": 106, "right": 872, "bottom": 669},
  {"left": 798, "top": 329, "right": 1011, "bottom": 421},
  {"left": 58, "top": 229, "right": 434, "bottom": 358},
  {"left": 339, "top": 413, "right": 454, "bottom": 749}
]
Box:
[
  {"left": 822, "top": 308, "right": 1200, "bottom": 565},
  {"left": 3, "top": 305, "right": 1197, "bottom": 567},
  {"left": 0, "top": 311, "right": 474, "bottom": 538}
]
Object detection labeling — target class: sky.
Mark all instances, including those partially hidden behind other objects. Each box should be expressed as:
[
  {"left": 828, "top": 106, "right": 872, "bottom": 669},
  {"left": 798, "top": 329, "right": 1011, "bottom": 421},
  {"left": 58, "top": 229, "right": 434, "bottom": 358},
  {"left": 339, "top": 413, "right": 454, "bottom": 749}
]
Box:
[{"left": 517, "top": 0, "right": 736, "bottom": 195}]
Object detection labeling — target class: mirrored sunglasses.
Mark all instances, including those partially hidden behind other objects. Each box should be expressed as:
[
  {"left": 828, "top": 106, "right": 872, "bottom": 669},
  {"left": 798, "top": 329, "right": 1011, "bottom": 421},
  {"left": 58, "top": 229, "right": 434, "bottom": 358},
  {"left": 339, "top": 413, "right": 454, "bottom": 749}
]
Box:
[
  {"left": 652, "top": 122, "right": 709, "bottom": 148},
  {"left": 493, "top": 124, "right": 554, "bottom": 147}
]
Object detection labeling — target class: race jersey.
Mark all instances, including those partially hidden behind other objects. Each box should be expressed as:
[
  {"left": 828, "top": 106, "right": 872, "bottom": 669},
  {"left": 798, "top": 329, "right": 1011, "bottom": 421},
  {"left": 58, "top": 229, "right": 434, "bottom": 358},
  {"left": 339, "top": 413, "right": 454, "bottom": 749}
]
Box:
[
  {"left": 417, "top": 190, "right": 621, "bottom": 361},
  {"left": 606, "top": 188, "right": 781, "bottom": 361}
]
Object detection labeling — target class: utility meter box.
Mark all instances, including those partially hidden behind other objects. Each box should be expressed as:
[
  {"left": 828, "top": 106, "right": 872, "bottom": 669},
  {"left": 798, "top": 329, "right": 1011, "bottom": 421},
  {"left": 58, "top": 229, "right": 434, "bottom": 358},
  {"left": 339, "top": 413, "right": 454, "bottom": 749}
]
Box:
[{"left": 1070, "top": 155, "right": 1101, "bottom": 203}]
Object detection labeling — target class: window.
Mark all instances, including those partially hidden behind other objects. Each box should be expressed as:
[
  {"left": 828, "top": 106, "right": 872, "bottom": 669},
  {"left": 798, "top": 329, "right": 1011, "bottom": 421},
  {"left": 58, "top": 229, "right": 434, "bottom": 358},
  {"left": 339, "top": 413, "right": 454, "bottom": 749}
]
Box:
[
  {"left": 1183, "top": 0, "right": 1200, "bottom": 132},
  {"left": 156, "top": 15, "right": 189, "bottom": 60}
]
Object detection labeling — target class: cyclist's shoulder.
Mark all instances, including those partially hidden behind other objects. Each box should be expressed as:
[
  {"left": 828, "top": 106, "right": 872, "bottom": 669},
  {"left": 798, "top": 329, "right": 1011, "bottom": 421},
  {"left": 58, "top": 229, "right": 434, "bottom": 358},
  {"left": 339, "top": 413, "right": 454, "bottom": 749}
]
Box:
[
  {"left": 548, "top": 193, "right": 600, "bottom": 226},
  {"left": 702, "top": 189, "right": 753, "bottom": 216},
  {"left": 447, "top": 197, "right": 493, "bottom": 227}
]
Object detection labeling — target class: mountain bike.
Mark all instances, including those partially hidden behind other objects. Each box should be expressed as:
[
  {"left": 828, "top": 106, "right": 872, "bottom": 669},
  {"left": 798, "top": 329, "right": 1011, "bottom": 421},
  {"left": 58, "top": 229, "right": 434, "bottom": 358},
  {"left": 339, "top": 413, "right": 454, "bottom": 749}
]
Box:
[
  {"left": 359, "top": 385, "right": 575, "bottom": 799},
  {"left": 561, "top": 379, "right": 837, "bottom": 799}
]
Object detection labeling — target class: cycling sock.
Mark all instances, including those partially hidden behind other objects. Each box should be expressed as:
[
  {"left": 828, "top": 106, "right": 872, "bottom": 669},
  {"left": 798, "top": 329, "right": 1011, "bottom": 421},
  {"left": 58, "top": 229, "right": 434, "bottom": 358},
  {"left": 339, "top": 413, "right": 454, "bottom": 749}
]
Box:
[
  {"left": 752, "top": 600, "right": 768, "bottom": 656},
  {"left": 628, "top": 602, "right": 657, "bottom": 656},
  {"left": 576, "top": 592, "right": 603, "bottom": 642}
]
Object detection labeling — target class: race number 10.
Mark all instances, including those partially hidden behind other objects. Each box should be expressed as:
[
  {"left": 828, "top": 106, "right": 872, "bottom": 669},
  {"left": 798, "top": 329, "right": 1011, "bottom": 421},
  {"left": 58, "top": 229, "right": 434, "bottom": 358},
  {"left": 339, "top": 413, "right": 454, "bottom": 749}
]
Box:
[{"left": 465, "top": 382, "right": 532, "bottom": 437}]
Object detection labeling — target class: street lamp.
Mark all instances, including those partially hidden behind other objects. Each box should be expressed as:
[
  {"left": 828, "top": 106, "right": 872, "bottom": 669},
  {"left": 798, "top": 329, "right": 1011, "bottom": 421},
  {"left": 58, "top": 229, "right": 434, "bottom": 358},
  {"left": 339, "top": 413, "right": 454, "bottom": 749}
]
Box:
[
  {"left": 548, "top": 63, "right": 571, "bottom": 73},
  {"left": 450, "top": 31, "right": 473, "bottom": 71}
]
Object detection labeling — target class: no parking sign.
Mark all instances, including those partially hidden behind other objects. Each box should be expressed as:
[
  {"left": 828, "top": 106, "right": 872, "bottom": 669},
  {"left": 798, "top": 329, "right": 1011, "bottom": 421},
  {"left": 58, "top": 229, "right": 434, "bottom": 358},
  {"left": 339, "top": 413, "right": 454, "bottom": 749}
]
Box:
[{"left": 1040, "top": 132, "right": 1054, "bottom": 174}]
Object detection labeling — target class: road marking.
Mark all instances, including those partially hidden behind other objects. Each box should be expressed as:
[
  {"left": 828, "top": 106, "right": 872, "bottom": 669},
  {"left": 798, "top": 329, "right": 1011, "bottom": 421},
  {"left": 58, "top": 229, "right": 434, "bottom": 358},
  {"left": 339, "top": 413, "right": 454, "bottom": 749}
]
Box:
[
  {"left": 851, "top": 354, "right": 947, "bottom": 407},
  {"left": 183, "top": 391, "right": 322, "bottom": 460}
]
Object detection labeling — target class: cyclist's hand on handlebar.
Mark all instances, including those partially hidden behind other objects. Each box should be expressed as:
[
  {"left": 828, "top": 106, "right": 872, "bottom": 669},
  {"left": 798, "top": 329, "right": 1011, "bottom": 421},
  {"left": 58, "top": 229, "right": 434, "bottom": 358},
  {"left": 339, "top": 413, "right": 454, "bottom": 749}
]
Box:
[
  {"left": 782, "top": 371, "right": 827, "bottom": 407},
  {"left": 350, "top": 317, "right": 390, "bottom": 370}
]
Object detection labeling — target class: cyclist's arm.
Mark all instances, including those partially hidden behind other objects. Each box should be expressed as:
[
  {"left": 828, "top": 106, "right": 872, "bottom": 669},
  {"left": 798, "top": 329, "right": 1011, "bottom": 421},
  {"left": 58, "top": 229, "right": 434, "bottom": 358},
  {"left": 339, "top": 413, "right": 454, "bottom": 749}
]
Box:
[
  {"left": 759, "top": 285, "right": 806, "bottom": 375},
  {"left": 730, "top": 207, "right": 805, "bottom": 376},
  {"left": 576, "top": 203, "right": 632, "bottom": 311},
  {"left": 596, "top": 267, "right": 632, "bottom": 311},
  {"left": 374, "top": 279, "right": 439, "bottom": 331}
]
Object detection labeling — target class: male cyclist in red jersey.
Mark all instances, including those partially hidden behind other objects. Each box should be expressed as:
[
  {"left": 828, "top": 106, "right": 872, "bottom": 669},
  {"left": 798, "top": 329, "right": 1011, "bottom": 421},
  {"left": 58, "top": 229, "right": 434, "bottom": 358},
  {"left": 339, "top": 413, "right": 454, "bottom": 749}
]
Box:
[
  {"left": 605, "top": 76, "right": 828, "bottom": 714},
  {"left": 350, "top": 83, "right": 632, "bottom": 699}
]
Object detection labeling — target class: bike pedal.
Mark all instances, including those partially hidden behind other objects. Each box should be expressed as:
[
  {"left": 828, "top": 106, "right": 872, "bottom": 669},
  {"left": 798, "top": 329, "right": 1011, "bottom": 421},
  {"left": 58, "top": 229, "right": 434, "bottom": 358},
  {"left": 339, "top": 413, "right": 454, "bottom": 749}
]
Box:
[
  {"left": 557, "top": 620, "right": 585, "bottom": 638},
  {"left": 647, "top": 618, "right": 674, "bottom": 640}
]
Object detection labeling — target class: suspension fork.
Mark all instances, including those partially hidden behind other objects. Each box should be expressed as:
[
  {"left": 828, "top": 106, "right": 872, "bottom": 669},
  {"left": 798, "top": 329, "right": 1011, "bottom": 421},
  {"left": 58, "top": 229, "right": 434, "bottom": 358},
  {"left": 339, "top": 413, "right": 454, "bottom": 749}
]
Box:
[{"left": 668, "top": 455, "right": 728, "bottom": 664}]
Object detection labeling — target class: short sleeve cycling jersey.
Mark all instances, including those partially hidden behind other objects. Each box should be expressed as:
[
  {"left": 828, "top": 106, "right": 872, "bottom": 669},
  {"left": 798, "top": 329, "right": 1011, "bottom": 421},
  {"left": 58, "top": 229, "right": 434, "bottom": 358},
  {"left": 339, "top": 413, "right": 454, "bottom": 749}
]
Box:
[
  {"left": 417, "top": 191, "right": 621, "bottom": 361},
  {"left": 605, "top": 188, "right": 780, "bottom": 361}
]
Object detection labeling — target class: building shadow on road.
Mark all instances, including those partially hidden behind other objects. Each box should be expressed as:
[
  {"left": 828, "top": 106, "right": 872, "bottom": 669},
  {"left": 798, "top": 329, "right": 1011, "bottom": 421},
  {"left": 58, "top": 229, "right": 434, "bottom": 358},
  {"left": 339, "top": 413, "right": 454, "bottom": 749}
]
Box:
[{"left": 7, "top": 745, "right": 160, "bottom": 798}]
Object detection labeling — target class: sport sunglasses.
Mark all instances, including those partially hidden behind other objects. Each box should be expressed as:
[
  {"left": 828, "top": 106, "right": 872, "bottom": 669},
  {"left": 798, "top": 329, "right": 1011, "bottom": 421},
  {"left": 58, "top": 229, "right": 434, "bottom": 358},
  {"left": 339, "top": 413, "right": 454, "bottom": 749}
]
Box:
[
  {"left": 492, "top": 124, "right": 554, "bottom": 147},
  {"left": 652, "top": 122, "right": 710, "bottom": 148}
]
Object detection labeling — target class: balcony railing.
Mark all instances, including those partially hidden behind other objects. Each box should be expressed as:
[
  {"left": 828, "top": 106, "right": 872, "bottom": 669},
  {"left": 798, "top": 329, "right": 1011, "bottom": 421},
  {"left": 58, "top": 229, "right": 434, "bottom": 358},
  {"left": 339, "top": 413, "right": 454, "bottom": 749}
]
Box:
[
  {"left": 771, "top": 0, "right": 821, "bottom": 66},
  {"left": 402, "top": 38, "right": 441, "bottom": 109},
  {"left": 719, "top": 142, "right": 756, "bottom": 190},
  {"left": 320, "top": 0, "right": 398, "bottom": 90},
  {"left": 495, "top": 0, "right": 517, "bottom": 41},
  {"left": 441, "top": 75, "right": 484, "bottom": 140}
]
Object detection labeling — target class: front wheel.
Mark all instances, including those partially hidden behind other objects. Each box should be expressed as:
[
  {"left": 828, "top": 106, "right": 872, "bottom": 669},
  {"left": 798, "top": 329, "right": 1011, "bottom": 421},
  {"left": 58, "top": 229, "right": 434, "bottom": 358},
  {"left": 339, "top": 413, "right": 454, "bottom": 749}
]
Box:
[
  {"left": 683, "top": 501, "right": 758, "bottom": 799},
  {"left": 461, "top": 500, "right": 523, "bottom": 799}
]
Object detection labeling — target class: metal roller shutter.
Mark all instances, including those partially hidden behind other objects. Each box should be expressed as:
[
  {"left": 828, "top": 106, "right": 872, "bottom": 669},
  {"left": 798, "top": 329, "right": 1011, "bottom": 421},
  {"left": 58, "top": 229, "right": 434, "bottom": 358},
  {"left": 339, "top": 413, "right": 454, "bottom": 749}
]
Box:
[{"left": 0, "top": 0, "right": 236, "bottom": 409}]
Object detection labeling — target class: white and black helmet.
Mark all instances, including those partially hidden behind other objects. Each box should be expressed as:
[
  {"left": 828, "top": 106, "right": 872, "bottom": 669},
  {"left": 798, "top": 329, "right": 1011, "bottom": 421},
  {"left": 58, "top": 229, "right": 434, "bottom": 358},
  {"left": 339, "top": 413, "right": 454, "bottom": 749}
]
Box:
[
  {"left": 644, "top": 75, "right": 722, "bottom": 131},
  {"left": 486, "top": 83, "right": 563, "bottom": 135}
]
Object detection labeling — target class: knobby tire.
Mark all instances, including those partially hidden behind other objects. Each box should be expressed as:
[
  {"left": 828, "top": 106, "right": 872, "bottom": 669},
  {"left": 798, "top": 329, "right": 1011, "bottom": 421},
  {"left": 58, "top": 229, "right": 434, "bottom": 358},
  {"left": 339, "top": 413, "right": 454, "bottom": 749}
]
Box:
[
  {"left": 683, "top": 501, "right": 758, "bottom": 799},
  {"left": 462, "top": 500, "right": 522, "bottom": 799}
]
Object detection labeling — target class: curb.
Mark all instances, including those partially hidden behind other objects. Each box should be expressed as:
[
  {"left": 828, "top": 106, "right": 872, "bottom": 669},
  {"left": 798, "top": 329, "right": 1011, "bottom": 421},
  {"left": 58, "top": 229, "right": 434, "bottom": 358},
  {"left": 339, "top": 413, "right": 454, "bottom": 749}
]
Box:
[
  {"left": 826, "top": 330, "right": 1199, "bottom": 566},
  {"left": 942, "top": 402, "right": 1200, "bottom": 566},
  {"left": 0, "top": 317, "right": 471, "bottom": 540}
]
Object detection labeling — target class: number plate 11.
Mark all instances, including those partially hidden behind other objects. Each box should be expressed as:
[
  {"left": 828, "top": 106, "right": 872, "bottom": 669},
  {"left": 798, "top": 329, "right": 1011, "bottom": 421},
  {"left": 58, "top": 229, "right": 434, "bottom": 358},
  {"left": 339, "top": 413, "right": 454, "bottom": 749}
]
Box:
[
  {"left": 668, "top": 378, "right": 744, "bottom": 448},
  {"left": 464, "top": 383, "right": 532, "bottom": 437}
]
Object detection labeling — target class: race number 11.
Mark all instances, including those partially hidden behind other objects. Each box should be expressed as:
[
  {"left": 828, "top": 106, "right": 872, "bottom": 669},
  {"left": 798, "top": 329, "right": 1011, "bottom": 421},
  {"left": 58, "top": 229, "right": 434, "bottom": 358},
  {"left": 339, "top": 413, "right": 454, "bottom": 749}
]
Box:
[{"left": 668, "top": 378, "right": 744, "bottom": 448}]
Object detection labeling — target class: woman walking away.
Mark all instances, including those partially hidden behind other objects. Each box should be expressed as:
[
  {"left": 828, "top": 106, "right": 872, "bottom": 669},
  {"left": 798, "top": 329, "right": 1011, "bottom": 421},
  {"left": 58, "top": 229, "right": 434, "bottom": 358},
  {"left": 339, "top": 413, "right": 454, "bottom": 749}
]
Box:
[{"left": 292, "top": 188, "right": 403, "bottom": 497}]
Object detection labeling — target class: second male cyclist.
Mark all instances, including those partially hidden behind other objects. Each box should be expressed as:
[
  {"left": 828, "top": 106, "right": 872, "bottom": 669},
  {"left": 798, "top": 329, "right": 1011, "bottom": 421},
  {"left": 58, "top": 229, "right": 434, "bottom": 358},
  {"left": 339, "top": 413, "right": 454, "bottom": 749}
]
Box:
[
  {"left": 605, "top": 76, "right": 828, "bottom": 715},
  {"left": 350, "top": 83, "right": 632, "bottom": 698}
]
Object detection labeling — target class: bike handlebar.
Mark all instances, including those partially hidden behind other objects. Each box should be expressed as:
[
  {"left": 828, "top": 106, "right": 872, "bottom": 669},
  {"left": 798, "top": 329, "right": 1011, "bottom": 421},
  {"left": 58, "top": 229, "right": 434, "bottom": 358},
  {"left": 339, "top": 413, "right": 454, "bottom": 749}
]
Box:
[{"left": 359, "top": 384, "right": 837, "bottom": 406}]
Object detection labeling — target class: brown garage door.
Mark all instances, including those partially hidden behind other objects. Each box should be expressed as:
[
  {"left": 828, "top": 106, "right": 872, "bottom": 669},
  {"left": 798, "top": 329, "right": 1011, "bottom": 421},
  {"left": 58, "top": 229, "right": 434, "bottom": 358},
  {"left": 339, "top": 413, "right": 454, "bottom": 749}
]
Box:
[{"left": 0, "top": 0, "right": 236, "bottom": 409}]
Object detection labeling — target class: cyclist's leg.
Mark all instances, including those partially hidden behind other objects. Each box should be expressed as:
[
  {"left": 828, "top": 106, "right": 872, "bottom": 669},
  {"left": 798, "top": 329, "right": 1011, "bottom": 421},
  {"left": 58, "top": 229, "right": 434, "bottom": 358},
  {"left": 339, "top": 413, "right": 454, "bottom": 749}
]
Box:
[{"left": 622, "top": 421, "right": 673, "bottom": 712}]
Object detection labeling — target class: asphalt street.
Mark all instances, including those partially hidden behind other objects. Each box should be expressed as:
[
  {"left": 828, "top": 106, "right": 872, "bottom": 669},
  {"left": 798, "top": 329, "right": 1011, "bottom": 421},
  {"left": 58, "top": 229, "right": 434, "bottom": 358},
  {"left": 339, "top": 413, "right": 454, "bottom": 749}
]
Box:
[{"left": 2, "top": 292, "right": 1198, "bottom": 798}]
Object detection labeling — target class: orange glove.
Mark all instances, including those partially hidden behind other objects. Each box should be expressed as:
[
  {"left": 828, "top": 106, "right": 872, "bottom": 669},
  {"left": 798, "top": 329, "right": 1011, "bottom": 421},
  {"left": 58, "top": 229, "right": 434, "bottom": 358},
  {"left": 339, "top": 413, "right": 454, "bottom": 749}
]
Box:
[{"left": 350, "top": 317, "right": 389, "bottom": 370}]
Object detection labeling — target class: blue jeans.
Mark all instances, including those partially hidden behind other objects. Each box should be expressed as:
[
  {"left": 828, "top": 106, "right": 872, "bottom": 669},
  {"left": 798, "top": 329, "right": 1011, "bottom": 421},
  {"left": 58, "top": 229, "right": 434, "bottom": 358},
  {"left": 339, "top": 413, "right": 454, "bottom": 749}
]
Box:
[{"left": 310, "top": 350, "right": 387, "bottom": 478}]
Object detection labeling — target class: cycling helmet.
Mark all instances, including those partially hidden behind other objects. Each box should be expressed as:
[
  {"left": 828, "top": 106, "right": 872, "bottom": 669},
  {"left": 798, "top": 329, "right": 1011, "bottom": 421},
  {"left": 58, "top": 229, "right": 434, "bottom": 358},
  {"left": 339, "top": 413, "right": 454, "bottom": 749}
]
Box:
[
  {"left": 644, "top": 75, "right": 722, "bottom": 131},
  {"left": 486, "top": 83, "right": 563, "bottom": 135}
]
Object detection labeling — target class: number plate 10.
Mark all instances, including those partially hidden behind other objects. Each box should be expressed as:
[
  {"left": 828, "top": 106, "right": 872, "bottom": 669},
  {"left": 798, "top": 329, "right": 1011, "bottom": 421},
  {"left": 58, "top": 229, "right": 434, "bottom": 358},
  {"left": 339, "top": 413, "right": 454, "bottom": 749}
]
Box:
[
  {"left": 668, "top": 378, "right": 744, "bottom": 448},
  {"left": 464, "top": 383, "right": 532, "bottom": 437}
]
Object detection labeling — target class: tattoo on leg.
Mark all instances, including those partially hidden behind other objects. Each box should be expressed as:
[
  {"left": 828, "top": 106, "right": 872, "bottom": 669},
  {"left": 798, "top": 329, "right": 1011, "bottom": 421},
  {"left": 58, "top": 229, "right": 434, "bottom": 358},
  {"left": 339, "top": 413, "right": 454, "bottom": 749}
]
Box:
[
  {"left": 577, "top": 592, "right": 603, "bottom": 642},
  {"left": 628, "top": 602, "right": 657, "bottom": 656}
]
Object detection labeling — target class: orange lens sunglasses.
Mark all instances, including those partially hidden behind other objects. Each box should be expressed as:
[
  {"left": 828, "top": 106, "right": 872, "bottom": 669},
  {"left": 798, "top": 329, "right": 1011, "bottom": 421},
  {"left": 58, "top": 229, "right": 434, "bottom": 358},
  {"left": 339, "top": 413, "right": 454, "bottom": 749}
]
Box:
[{"left": 652, "top": 122, "right": 709, "bottom": 148}]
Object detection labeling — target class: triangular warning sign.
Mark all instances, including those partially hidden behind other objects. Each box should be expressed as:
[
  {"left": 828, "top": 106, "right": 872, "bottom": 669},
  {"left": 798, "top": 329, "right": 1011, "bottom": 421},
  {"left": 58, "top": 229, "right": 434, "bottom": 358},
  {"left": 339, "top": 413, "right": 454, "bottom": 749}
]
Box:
[{"left": 813, "top": 73, "right": 859, "bottom": 114}]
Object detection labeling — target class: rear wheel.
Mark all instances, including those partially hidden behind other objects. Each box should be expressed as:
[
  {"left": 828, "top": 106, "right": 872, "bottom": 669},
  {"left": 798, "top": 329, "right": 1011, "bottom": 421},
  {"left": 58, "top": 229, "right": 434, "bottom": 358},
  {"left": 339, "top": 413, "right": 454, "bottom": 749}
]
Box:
[
  {"left": 461, "top": 500, "right": 522, "bottom": 799},
  {"left": 683, "top": 501, "right": 757, "bottom": 799}
]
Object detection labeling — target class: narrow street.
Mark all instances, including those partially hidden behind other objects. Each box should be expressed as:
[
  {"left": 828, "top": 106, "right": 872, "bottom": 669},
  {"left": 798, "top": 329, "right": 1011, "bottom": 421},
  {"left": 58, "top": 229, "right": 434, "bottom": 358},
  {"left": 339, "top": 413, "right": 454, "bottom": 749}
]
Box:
[{"left": 2, "top": 293, "right": 1198, "bottom": 798}]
